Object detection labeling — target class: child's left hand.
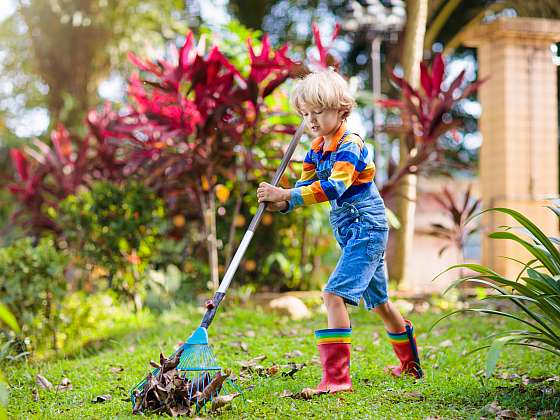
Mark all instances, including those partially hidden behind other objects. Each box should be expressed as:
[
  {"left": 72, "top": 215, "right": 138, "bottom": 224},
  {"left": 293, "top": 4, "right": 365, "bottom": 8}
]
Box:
[{"left": 257, "top": 182, "right": 290, "bottom": 203}]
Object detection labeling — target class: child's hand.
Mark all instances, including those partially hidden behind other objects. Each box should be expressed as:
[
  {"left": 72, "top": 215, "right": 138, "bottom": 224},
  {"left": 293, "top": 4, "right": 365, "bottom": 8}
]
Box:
[
  {"left": 257, "top": 182, "right": 290, "bottom": 203},
  {"left": 266, "top": 201, "right": 288, "bottom": 212}
]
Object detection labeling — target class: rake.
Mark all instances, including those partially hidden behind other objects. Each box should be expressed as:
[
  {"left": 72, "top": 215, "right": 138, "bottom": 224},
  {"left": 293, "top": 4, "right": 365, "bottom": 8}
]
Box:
[{"left": 130, "top": 121, "right": 306, "bottom": 412}]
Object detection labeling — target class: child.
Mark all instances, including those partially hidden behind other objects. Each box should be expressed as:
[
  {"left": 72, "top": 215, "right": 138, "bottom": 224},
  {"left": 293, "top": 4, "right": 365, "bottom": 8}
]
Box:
[{"left": 256, "top": 69, "right": 422, "bottom": 393}]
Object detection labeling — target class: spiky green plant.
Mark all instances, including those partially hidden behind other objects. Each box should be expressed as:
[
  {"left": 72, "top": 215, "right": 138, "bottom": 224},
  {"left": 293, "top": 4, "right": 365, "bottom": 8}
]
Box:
[{"left": 434, "top": 204, "right": 560, "bottom": 377}]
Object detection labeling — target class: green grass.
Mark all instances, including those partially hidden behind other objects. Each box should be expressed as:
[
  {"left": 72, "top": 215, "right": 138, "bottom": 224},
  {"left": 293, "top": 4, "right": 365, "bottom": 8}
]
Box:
[{"left": 5, "top": 303, "right": 560, "bottom": 419}]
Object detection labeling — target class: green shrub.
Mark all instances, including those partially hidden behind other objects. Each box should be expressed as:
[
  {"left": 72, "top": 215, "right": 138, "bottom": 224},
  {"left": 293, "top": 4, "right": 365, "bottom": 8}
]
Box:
[
  {"left": 0, "top": 303, "right": 18, "bottom": 419},
  {"left": 436, "top": 205, "right": 560, "bottom": 377},
  {"left": 51, "top": 181, "right": 167, "bottom": 307},
  {"left": 0, "top": 237, "right": 68, "bottom": 351}
]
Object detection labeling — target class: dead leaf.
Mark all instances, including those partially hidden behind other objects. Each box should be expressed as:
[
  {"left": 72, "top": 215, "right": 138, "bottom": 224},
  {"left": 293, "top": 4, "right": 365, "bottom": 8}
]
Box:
[
  {"left": 239, "top": 355, "right": 266, "bottom": 368},
  {"left": 280, "top": 387, "right": 328, "bottom": 400},
  {"left": 284, "top": 350, "right": 303, "bottom": 359},
  {"left": 211, "top": 392, "right": 241, "bottom": 411},
  {"left": 196, "top": 369, "right": 231, "bottom": 403},
  {"left": 92, "top": 394, "right": 112, "bottom": 403},
  {"left": 354, "top": 346, "right": 365, "bottom": 352},
  {"left": 56, "top": 378, "right": 72, "bottom": 392},
  {"left": 266, "top": 365, "right": 280, "bottom": 376},
  {"left": 403, "top": 391, "right": 424, "bottom": 401},
  {"left": 35, "top": 374, "right": 53, "bottom": 390},
  {"left": 245, "top": 330, "right": 256, "bottom": 338},
  {"left": 279, "top": 389, "right": 294, "bottom": 398},
  {"left": 32, "top": 387, "right": 39, "bottom": 402},
  {"left": 522, "top": 376, "right": 544, "bottom": 385},
  {"left": 230, "top": 341, "right": 249, "bottom": 352},
  {"left": 541, "top": 387, "right": 555, "bottom": 395},
  {"left": 486, "top": 401, "right": 517, "bottom": 418},
  {"left": 110, "top": 367, "right": 124, "bottom": 374},
  {"left": 495, "top": 373, "right": 521, "bottom": 380},
  {"left": 439, "top": 339, "right": 453, "bottom": 348},
  {"left": 487, "top": 401, "right": 501, "bottom": 414},
  {"left": 282, "top": 363, "right": 306, "bottom": 378},
  {"left": 498, "top": 410, "right": 518, "bottom": 419}
]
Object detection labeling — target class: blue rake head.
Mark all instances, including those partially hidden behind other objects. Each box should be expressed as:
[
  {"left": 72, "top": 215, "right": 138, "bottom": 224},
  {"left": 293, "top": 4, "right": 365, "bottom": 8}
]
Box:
[{"left": 130, "top": 327, "right": 243, "bottom": 412}]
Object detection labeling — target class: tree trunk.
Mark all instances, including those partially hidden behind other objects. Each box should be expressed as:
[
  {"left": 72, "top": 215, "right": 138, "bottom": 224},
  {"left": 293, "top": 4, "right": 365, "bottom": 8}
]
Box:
[
  {"left": 201, "top": 191, "right": 220, "bottom": 291},
  {"left": 387, "top": 0, "right": 428, "bottom": 289},
  {"left": 224, "top": 187, "right": 244, "bottom": 267},
  {"left": 300, "top": 214, "right": 308, "bottom": 278}
]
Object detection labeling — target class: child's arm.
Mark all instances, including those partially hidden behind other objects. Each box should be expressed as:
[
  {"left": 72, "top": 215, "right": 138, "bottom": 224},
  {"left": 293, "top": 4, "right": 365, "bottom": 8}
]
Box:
[
  {"left": 285, "top": 135, "right": 365, "bottom": 211},
  {"left": 279, "top": 149, "right": 318, "bottom": 213}
]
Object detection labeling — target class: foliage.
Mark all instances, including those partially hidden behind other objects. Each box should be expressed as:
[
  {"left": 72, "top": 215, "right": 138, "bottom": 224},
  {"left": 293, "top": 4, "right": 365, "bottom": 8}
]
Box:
[
  {"left": 436, "top": 205, "right": 560, "bottom": 378},
  {"left": 427, "top": 184, "right": 481, "bottom": 258},
  {"left": 51, "top": 181, "right": 167, "bottom": 306},
  {"left": 378, "top": 52, "right": 486, "bottom": 197},
  {"left": 6, "top": 108, "right": 126, "bottom": 235},
  {"left": 0, "top": 237, "right": 68, "bottom": 350}
]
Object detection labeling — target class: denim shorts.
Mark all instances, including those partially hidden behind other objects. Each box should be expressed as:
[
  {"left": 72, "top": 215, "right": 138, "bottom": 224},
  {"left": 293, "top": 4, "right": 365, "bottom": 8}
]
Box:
[{"left": 324, "top": 196, "right": 390, "bottom": 311}]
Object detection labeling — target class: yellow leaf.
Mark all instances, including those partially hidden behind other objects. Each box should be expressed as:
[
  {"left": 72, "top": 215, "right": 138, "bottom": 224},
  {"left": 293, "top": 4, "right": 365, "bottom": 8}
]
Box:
[
  {"left": 244, "top": 260, "right": 256, "bottom": 272},
  {"left": 173, "top": 214, "right": 186, "bottom": 228},
  {"left": 262, "top": 213, "right": 273, "bottom": 226},
  {"left": 215, "top": 184, "right": 230, "bottom": 203},
  {"left": 201, "top": 176, "right": 209, "bottom": 192},
  {"left": 234, "top": 215, "right": 246, "bottom": 227}
]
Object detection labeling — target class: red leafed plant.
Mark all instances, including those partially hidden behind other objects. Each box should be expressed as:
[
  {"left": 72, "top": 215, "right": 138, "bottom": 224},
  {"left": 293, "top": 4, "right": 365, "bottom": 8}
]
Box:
[
  {"left": 8, "top": 124, "right": 91, "bottom": 233},
  {"left": 378, "top": 53, "right": 487, "bottom": 197},
  {"left": 427, "top": 184, "right": 481, "bottom": 260},
  {"left": 105, "top": 30, "right": 308, "bottom": 289},
  {"left": 6, "top": 105, "right": 127, "bottom": 234}
]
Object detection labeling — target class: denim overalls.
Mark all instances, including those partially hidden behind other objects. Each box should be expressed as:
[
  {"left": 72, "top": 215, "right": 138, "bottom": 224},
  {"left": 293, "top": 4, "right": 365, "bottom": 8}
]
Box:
[{"left": 317, "top": 131, "right": 390, "bottom": 310}]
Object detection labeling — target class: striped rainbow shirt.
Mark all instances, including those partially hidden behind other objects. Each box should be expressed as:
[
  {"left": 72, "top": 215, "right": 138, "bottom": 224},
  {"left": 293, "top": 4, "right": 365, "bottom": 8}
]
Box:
[{"left": 283, "top": 123, "right": 376, "bottom": 212}]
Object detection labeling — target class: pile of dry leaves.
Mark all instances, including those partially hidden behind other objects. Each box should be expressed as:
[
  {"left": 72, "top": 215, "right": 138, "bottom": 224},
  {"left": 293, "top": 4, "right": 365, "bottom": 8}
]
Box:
[{"left": 132, "top": 349, "right": 240, "bottom": 417}]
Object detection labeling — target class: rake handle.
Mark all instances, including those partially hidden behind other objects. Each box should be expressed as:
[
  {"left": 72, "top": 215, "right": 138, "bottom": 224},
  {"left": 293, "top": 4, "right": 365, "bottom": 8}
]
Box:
[{"left": 200, "top": 121, "right": 306, "bottom": 329}]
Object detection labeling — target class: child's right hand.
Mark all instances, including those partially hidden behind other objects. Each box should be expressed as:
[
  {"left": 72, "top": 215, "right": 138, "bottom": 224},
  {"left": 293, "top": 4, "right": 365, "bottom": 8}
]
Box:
[{"left": 265, "top": 201, "right": 288, "bottom": 212}]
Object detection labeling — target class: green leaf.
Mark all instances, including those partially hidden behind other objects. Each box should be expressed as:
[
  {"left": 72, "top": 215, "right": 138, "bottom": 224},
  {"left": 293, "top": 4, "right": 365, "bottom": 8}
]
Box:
[
  {"left": 486, "top": 336, "right": 513, "bottom": 378},
  {"left": 0, "top": 304, "right": 19, "bottom": 333}
]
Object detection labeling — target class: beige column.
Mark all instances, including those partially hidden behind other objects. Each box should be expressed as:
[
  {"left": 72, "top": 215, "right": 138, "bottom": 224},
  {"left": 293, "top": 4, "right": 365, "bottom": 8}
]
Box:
[{"left": 461, "top": 17, "right": 560, "bottom": 278}]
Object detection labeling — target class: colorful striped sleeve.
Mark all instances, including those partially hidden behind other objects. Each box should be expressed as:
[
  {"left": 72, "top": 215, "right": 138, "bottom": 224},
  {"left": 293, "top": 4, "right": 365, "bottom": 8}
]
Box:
[
  {"left": 280, "top": 149, "right": 318, "bottom": 214},
  {"left": 288, "top": 135, "right": 363, "bottom": 210},
  {"left": 294, "top": 150, "right": 318, "bottom": 188}
]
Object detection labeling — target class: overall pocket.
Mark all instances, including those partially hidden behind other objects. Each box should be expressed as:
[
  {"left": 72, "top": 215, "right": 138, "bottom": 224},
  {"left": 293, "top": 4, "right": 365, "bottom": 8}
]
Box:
[{"left": 365, "top": 228, "right": 389, "bottom": 258}]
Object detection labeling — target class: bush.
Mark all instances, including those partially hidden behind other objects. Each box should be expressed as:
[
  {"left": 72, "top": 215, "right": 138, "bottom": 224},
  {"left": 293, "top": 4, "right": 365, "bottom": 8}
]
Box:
[
  {"left": 0, "top": 237, "right": 68, "bottom": 350},
  {"left": 51, "top": 181, "right": 167, "bottom": 307}
]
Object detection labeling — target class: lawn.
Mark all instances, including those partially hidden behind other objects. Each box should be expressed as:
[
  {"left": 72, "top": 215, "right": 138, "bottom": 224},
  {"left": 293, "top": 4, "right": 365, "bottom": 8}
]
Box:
[{"left": 5, "top": 302, "right": 560, "bottom": 419}]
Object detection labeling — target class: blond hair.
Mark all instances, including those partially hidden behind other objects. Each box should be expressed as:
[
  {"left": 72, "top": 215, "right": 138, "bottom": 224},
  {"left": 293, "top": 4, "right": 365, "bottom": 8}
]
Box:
[{"left": 290, "top": 70, "right": 355, "bottom": 118}]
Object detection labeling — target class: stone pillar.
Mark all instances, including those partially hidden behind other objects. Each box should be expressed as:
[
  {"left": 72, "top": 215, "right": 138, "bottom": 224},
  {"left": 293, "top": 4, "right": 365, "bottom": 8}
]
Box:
[{"left": 461, "top": 17, "right": 560, "bottom": 278}]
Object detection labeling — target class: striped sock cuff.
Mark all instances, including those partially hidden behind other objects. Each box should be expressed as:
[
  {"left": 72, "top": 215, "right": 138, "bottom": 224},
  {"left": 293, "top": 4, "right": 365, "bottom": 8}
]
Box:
[
  {"left": 315, "top": 328, "right": 352, "bottom": 345},
  {"left": 387, "top": 324, "right": 415, "bottom": 345}
]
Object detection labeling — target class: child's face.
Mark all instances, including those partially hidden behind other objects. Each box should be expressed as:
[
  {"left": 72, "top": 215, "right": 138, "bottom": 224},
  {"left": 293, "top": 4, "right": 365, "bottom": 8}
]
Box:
[{"left": 299, "top": 104, "right": 345, "bottom": 138}]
